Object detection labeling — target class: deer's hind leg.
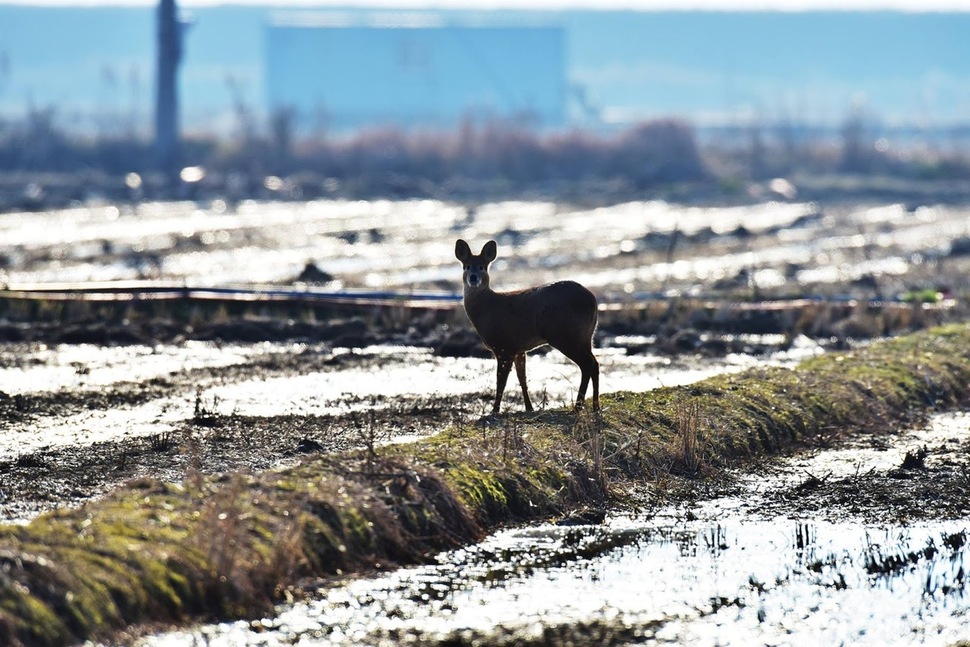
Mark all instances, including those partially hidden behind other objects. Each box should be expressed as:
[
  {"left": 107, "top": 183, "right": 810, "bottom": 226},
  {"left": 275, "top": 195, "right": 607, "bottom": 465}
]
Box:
[
  {"left": 493, "top": 355, "right": 514, "bottom": 415},
  {"left": 513, "top": 353, "right": 534, "bottom": 412},
  {"left": 556, "top": 345, "right": 600, "bottom": 412},
  {"left": 586, "top": 352, "right": 600, "bottom": 411}
]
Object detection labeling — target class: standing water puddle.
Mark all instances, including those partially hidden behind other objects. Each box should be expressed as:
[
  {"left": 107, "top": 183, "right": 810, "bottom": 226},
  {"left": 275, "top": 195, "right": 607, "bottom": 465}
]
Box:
[
  {"left": 0, "top": 342, "right": 258, "bottom": 395},
  {"left": 0, "top": 339, "right": 820, "bottom": 461},
  {"left": 141, "top": 412, "right": 970, "bottom": 647},
  {"left": 200, "top": 345, "right": 773, "bottom": 417}
]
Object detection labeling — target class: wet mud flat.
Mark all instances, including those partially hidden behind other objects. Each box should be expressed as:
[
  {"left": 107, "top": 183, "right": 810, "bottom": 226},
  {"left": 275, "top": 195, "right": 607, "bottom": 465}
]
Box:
[
  {"left": 2, "top": 194, "right": 968, "bottom": 525},
  {"left": 0, "top": 339, "right": 475, "bottom": 523},
  {"left": 5, "top": 199, "right": 970, "bottom": 307},
  {"left": 2, "top": 322, "right": 970, "bottom": 645},
  {"left": 3, "top": 197, "right": 970, "bottom": 643},
  {"left": 0, "top": 319, "right": 803, "bottom": 524}
]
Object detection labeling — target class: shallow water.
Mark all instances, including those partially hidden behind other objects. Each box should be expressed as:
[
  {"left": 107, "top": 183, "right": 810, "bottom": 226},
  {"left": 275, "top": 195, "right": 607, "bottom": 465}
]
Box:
[
  {"left": 200, "top": 345, "right": 762, "bottom": 417},
  {"left": 3, "top": 199, "right": 968, "bottom": 296},
  {"left": 142, "top": 410, "right": 970, "bottom": 647},
  {"left": 0, "top": 338, "right": 821, "bottom": 462},
  {"left": 0, "top": 341, "right": 258, "bottom": 395},
  {"left": 228, "top": 521, "right": 965, "bottom": 646}
]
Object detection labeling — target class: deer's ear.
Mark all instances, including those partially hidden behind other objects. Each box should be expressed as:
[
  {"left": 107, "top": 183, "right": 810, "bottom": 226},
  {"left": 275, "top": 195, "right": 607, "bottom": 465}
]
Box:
[
  {"left": 455, "top": 239, "right": 471, "bottom": 262},
  {"left": 482, "top": 240, "right": 497, "bottom": 263}
]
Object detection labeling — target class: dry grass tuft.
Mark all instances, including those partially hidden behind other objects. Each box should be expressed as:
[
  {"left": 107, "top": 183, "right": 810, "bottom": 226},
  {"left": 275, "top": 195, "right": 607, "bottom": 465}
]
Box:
[{"left": 674, "top": 400, "right": 706, "bottom": 476}]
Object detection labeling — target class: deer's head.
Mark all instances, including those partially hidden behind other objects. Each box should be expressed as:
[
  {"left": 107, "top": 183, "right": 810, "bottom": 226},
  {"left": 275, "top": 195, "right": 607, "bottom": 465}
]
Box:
[{"left": 455, "top": 239, "right": 497, "bottom": 291}]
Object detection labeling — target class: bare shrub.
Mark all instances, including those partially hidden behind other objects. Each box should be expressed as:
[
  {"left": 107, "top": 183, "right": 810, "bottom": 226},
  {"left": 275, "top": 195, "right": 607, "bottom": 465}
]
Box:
[
  {"left": 501, "top": 418, "right": 524, "bottom": 461},
  {"left": 182, "top": 430, "right": 204, "bottom": 489},
  {"left": 675, "top": 400, "right": 706, "bottom": 476},
  {"left": 610, "top": 119, "right": 708, "bottom": 185},
  {"left": 572, "top": 410, "right": 606, "bottom": 490},
  {"left": 193, "top": 389, "right": 224, "bottom": 428},
  {"left": 237, "top": 116, "right": 709, "bottom": 191},
  {"left": 147, "top": 431, "right": 175, "bottom": 452},
  {"left": 352, "top": 403, "right": 387, "bottom": 474}
]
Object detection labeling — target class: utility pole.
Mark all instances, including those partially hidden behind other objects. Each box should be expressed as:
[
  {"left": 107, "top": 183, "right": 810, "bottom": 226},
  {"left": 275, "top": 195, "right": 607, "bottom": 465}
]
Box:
[{"left": 155, "top": 0, "right": 183, "bottom": 182}]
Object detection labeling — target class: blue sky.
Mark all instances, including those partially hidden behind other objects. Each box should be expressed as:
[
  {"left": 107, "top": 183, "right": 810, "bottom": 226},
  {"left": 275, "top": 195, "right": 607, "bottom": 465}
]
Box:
[{"left": 1, "top": 3, "right": 968, "bottom": 134}]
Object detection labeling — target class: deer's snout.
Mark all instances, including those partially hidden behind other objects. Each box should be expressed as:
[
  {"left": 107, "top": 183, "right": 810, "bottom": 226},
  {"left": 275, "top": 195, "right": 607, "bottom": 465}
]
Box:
[{"left": 465, "top": 270, "right": 483, "bottom": 288}]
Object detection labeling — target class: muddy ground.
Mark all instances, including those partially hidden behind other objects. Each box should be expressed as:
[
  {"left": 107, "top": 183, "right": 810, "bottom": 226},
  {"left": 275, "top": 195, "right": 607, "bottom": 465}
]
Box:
[
  {"left": 0, "top": 323, "right": 481, "bottom": 522},
  {"left": 677, "top": 427, "right": 970, "bottom": 525},
  {"left": 2, "top": 310, "right": 969, "bottom": 528},
  {"left": 4, "top": 194, "right": 970, "bottom": 530}
]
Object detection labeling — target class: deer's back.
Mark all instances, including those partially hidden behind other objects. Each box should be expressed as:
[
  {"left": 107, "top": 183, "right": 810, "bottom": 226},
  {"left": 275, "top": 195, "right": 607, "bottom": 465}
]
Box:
[
  {"left": 465, "top": 281, "right": 597, "bottom": 356},
  {"left": 532, "top": 281, "right": 598, "bottom": 340}
]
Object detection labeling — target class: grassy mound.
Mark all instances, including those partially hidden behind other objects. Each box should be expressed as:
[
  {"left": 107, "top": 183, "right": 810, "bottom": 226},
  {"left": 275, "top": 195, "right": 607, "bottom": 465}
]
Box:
[{"left": 2, "top": 325, "right": 970, "bottom": 645}]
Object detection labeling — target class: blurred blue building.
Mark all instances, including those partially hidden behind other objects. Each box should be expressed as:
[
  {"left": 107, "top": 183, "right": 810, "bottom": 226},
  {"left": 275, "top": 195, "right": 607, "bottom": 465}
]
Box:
[
  {"left": 1, "top": 6, "right": 968, "bottom": 139},
  {"left": 264, "top": 12, "right": 565, "bottom": 133}
]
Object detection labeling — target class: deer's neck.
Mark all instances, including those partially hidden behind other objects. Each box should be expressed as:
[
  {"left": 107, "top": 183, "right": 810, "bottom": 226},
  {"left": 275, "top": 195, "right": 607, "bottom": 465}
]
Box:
[{"left": 462, "top": 285, "right": 496, "bottom": 317}]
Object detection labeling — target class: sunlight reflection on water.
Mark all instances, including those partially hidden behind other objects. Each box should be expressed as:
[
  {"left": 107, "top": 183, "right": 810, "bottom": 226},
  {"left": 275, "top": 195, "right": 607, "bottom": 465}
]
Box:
[
  {"left": 143, "top": 513, "right": 970, "bottom": 647},
  {"left": 0, "top": 341, "right": 792, "bottom": 460},
  {"left": 4, "top": 199, "right": 967, "bottom": 294}
]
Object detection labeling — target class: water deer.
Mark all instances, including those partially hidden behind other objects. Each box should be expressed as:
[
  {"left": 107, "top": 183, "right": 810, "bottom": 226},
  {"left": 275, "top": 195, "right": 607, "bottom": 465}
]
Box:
[{"left": 455, "top": 239, "right": 600, "bottom": 415}]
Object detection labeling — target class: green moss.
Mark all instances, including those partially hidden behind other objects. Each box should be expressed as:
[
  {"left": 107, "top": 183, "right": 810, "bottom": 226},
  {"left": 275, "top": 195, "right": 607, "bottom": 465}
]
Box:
[
  {"left": 442, "top": 464, "right": 509, "bottom": 521},
  {"left": 0, "top": 593, "right": 68, "bottom": 646}
]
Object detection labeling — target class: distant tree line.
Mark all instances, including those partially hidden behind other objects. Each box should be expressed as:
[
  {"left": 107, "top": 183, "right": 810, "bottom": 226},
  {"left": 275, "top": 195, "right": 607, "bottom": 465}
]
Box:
[
  {"left": 262, "top": 118, "right": 708, "bottom": 187},
  {"left": 0, "top": 106, "right": 968, "bottom": 207}
]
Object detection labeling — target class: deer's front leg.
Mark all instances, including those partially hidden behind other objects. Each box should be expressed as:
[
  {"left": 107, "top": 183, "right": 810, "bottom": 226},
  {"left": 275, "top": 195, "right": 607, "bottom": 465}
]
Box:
[
  {"left": 493, "top": 356, "right": 513, "bottom": 415},
  {"left": 514, "top": 353, "right": 534, "bottom": 412}
]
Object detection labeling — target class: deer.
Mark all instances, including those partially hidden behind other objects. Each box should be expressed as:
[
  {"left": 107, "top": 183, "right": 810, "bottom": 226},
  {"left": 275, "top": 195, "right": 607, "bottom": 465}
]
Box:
[{"left": 455, "top": 239, "right": 600, "bottom": 415}]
